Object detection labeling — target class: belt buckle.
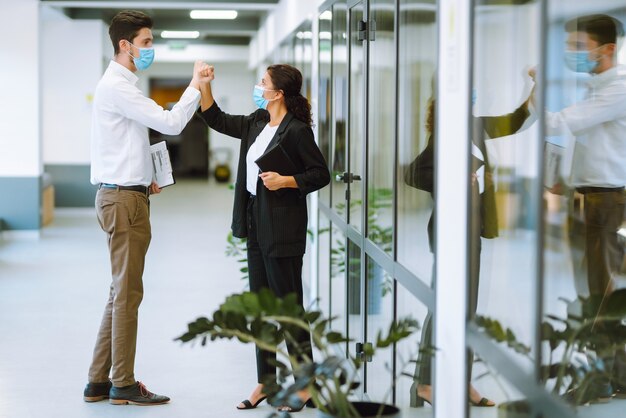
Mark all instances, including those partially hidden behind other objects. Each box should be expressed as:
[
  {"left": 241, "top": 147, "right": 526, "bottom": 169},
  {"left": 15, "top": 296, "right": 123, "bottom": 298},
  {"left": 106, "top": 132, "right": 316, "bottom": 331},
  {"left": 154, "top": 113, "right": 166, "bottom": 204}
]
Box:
[{"left": 100, "top": 183, "right": 118, "bottom": 190}]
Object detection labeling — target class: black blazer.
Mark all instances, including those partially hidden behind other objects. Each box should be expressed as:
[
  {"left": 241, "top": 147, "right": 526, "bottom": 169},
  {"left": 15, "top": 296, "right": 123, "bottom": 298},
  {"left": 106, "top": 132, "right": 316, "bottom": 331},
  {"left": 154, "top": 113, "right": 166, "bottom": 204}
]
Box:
[
  {"left": 199, "top": 102, "right": 330, "bottom": 257},
  {"left": 404, "top": 102, "right": 530, "bottom": 248}
]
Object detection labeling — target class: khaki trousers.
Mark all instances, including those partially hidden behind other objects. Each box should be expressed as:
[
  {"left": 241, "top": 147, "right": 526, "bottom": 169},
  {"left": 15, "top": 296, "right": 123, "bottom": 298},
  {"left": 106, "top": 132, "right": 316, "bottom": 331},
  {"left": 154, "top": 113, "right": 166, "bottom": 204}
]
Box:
[{"left": 88, "top": 188, "right": 151, "bottom": 387}]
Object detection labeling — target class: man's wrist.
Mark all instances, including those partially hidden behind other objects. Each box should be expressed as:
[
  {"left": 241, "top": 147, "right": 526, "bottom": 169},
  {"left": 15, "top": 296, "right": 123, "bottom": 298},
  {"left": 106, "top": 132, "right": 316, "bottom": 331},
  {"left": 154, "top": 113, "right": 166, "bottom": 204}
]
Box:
[{"left": 189, "top": 78, "right": 201, "bottom": 90}]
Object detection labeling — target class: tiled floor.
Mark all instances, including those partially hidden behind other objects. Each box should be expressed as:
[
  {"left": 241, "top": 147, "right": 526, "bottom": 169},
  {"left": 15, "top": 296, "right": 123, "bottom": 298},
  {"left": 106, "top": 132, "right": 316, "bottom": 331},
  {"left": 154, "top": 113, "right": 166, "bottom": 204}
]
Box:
[
  {"left": 0, "top": 181, "right": 316, "bottom": 418},
  {"left": 1, "top": 180, "right": 624, "bottom": 418}
]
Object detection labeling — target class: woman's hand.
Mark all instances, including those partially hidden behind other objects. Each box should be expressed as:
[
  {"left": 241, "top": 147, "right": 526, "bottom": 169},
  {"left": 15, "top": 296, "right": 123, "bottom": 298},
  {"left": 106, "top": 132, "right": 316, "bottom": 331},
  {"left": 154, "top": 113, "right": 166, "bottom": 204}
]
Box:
[
  {"left": 259, "top": 172, "right": 297, "bottom": 191},
  {"left": 199, "top": 64, "right": 214, "bottom": 83},
  {"left": 199, "top": 65, "right": 215, "bottom": 112}
]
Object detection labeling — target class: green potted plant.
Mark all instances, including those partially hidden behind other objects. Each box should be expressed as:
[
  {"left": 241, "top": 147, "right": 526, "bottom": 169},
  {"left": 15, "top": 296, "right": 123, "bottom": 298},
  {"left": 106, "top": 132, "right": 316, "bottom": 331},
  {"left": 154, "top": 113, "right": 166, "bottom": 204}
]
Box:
[
  {"left": 176, "top": 288, "right": 419, "bottom": 417},
  {"left": 333, "top": 188, "right": 395, "bottom": 315},
  {"left": 225, "top": 231, "right": 248, "bottom": 282},
  {"left": 475, "top": 288, "right": 626, "bottom": 417}
]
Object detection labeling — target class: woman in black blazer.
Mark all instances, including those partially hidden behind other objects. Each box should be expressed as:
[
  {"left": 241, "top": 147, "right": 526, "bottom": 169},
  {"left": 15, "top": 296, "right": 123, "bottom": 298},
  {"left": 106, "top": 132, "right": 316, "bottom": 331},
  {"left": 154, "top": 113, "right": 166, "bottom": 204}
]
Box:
[
  {"left": 197, "top": 64, "right": 330, "bottom": 412},
  {"left": 406, "top": 96, "right": 532, "bottom": 408}
]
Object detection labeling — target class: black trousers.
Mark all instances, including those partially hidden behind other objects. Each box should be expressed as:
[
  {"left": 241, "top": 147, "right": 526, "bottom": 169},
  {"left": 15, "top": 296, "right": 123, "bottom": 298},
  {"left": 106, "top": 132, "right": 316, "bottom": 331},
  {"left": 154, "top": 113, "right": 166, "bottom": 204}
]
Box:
[
  {"left": 246, "top": 196, "right": 313, "bottom": 383},
  {"left": 415, "top": 206, "right": 482, "bottom": 387}
]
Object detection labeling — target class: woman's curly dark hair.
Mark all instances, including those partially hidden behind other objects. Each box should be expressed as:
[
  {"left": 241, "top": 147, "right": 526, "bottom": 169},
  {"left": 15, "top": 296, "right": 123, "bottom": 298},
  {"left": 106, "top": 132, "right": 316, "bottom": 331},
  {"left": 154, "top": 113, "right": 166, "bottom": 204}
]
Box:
[{"left": 267, "top": 64, "right": 313, "bottom": 127}]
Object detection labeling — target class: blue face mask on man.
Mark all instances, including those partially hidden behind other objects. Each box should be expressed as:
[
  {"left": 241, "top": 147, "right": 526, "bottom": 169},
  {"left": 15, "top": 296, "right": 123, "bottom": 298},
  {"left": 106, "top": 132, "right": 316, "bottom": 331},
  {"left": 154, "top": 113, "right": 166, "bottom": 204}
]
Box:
[
  {"left": 126, "top": 41, "right": 155, "bottom": 71},
  {"left": 253, "top": 85, "right": 277, "bottom": 109},
  {"left": 564, "top": 46, "right": 603, "bottom": 73}
]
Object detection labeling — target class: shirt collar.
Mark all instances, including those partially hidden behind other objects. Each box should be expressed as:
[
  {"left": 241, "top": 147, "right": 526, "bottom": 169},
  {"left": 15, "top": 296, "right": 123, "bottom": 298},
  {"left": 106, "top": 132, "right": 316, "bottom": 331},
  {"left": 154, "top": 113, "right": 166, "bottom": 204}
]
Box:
[
  {"left": 107, "top": 60, "right": 138, "bottom": 85},
  {"left": 588, "top": 64, "right": 625, "bottom": 88}
]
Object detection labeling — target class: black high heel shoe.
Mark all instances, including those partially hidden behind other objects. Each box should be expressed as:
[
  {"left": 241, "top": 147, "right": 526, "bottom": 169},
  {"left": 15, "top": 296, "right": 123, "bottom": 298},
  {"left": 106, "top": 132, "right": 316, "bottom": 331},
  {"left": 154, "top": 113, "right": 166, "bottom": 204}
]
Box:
[
  {"left": 277, "top": 398, "right": 316, "bottom": 413},
  {"left": 414, "top": 395, "right": 432, "bottom": 407},
  {"left": 469, "top": 397, "right": 495, "bottom": 407},
  {"left": 410, "top": 383, "right": 432, "bottom": 407},
  {"left": 236, "top": 396, "right": 267, "bottom": 410}
]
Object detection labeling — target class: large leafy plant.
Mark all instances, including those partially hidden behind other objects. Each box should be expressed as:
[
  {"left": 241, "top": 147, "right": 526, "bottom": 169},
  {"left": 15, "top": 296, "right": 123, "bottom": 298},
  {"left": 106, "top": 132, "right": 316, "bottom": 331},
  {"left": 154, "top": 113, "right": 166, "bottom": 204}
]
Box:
[
  {"left": 177, "top": 288, "right": 419, "bottom": 417},
  {"left": 476, "top": 288, "right": 626, "bottom": 406}
]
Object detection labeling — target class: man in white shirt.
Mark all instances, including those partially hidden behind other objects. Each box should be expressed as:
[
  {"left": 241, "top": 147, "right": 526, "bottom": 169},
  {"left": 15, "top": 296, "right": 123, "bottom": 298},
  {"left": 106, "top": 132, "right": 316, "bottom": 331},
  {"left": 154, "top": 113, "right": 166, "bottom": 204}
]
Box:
[
  {"left": 84, "top": 10, "right": 206, "bottom": 406},
  {"left": 542, "top": 14, "right": 626, "bottom": 404}
]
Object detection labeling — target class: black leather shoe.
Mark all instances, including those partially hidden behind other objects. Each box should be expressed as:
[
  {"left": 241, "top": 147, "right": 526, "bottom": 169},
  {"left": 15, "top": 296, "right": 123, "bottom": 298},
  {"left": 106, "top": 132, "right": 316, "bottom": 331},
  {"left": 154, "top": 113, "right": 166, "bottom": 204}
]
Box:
[
  {"left": 109, "top": 381, "right": 170, "bottom": 406},
  {"left": 83, "top": 381, "right": 112, "bottom": 402}
]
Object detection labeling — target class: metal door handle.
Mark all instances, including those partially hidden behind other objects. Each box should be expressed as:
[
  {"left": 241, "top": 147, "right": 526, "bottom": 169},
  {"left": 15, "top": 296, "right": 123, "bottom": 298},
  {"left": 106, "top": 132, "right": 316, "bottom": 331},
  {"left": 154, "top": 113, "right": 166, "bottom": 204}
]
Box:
[{"left": 335, "top": 172, "right": 362, "bottom": 183}]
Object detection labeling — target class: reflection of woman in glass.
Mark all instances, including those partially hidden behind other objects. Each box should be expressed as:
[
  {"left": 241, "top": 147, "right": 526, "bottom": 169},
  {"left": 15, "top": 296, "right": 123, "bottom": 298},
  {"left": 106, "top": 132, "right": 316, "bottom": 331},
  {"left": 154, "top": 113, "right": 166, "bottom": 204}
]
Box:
[{"left": 406, "top": 89, "right": 533, "bottom": 407}]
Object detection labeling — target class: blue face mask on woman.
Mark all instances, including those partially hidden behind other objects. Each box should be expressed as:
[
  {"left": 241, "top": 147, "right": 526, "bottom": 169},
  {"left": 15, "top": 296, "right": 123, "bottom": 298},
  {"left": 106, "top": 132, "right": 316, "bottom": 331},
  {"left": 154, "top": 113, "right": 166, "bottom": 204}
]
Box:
[
  {"left": 564, "top": 46, "right": 602, "bottom": 73},
  {"left": 126, "top": 41, "right": 155, "bottom": 71},
  {"left": 253, "top": 85, "right": 277, "bottom": 109}
]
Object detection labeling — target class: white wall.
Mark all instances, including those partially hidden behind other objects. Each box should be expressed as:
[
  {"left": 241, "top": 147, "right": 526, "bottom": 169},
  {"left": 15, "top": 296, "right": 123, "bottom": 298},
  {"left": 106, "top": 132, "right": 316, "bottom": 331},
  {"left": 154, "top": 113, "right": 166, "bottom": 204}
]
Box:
[
  {"left": 205, "top": 63, "right": 256, "bottom": 177},
  {"left": 153, "top": 44, "right": 248, "bottom": 64},
  {"left": 41, "top": 8, "right": 106, "bottom": 165},
  {"left": 0, "top": 0, "right": 40, "bottom": 177}
]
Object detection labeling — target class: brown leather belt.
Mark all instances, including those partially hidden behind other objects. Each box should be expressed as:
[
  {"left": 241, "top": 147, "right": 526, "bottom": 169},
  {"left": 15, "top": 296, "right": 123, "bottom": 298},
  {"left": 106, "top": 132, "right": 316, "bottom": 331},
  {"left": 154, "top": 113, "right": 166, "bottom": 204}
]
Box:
[{"left": 575, "top": 186, "right": 624, "bottom": 194}]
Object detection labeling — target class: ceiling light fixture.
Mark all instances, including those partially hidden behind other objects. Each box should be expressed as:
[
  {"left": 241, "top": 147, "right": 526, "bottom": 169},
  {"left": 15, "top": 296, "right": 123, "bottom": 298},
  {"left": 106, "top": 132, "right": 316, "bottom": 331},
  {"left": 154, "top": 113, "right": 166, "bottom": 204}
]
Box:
[
  {"left": 320, "top": 10, "right": 332, "bottom": 20},
  {"left": 161, "top": 30, "right": 200, "bottom": 39},
  {"left": 190, "top": 10, "right": 238, "bottom": 20}
]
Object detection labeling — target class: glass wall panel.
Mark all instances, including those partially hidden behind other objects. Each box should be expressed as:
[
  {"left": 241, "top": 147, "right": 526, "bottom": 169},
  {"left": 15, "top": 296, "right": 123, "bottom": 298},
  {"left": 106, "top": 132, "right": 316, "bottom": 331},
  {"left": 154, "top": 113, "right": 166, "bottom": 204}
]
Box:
[
  {"left": 396, "top": 280, "right": 431, "bottom": 416},
  {"left": 346, "top": 238, "right": 364, "bottom": 398},
  {"left": 541, "top": 3, "right": 626, "bottom": 414},
  {"left": 364, "top": 257, "right": 394, "bottom": 401},
  {"left": 318, "top": 214, "right": 331, "bottom": 320},
  {"left": 332, "top": 1, "right": 349, "bottom": 217},
  {"left": 280, "top": 38, "right": 295, "bottom": 65},
  {"left": 330, "top": 222, "right": 348, "bottom": 350},
  {"left": 348, "top": 2, "right": 365, "bottom": 231},
  {"left": 295, "top": 22, "right": 313, "bottom": 101},
  {"left": 367, "top": 0, "right": 395, "bottom": 255},
  {"left": 319, "top": 11, "right": 333, "bottom": 207},
  {"left": 396, "top": 0, "right": 437, "bottom": 286},
  {"left": 470, "top": 0, "right": 542, "bottom": 412}
]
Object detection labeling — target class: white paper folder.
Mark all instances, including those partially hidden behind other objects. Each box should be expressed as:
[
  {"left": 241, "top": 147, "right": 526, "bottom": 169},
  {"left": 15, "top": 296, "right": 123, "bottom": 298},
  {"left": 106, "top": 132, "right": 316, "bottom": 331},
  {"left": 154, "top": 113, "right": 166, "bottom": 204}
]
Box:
[{"left": 150, "top": 141, "right": 176, "bottom": 188}]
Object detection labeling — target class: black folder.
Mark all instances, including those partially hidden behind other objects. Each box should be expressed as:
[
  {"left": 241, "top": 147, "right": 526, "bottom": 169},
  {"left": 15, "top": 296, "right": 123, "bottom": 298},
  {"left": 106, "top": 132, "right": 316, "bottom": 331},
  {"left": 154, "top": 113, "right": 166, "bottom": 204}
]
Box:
[{"left": 255, "top": 142, "right": 298, "bottom": 175}]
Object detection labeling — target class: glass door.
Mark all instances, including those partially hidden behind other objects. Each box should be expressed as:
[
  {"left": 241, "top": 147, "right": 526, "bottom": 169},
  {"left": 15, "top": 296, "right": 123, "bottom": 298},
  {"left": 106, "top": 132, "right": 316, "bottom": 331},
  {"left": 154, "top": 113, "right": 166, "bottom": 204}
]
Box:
[
  {"left": 346, "top": 0, "right": 366, "bottom": 231},
  {"left": 345, "top": 0, "right": 367, "bottom": 397},
  {"left": 364, "top": 0, "right": 396, "bottom": 402}
]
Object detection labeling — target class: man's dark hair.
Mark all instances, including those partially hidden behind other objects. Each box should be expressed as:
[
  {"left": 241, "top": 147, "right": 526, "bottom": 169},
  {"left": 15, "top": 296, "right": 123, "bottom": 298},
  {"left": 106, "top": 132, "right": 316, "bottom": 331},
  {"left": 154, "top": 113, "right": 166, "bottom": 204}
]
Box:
[
  {"left": 109, "top": 10, "right": 153, "bottom": 55},
  {"left": 565, "top": 14, "right": 624, "bottom": 45}
]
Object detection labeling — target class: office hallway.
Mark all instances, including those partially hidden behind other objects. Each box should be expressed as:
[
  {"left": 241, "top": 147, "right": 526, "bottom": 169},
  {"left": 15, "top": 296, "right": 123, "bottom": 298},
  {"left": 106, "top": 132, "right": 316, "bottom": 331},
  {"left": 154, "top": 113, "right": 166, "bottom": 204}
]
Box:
[{"left": 0, "top": 180, "right": 317, "bottom": 418}]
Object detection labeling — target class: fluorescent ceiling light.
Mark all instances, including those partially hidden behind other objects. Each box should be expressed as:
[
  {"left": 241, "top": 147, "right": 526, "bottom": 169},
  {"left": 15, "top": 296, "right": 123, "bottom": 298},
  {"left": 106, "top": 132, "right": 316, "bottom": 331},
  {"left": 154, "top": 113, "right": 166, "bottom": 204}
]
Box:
[
  {"left": 190, "top": 10, "right": 238, "bottom": 20},
  {"left": 296, "top": 31, "right": 313, "bottom": 40},
  {"left": 161, "top": 30, "right": 199, "bottom": 39},
  {"left": 320, "top": 31, "right": 331, "bottom": 40},
  {"left": 320, "top": 10, "right": 332, "bottom": 20}
]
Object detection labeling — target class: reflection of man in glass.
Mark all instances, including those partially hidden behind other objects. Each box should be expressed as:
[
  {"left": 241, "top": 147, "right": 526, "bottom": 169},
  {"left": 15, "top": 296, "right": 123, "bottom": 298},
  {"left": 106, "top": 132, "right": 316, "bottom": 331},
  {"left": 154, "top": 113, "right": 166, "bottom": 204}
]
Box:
[
  {"left": 539, "top": 14, "right": 626, "bottom": 404},
  {"left": 405, "top": 84, "right": 533, "bottom": 407}
]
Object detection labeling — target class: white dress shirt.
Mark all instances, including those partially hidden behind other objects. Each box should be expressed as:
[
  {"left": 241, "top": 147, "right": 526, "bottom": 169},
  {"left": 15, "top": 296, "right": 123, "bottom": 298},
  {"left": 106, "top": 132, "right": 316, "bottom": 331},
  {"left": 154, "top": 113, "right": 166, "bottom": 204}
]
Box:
[
  {"left": 544, "top": 65, "right": 626, "bottom": 188},
  {"left": 90, "top": 61, "right": 200, "bottom": 186},
  {"left": 471, "top": 142, "right": 485, "bottom": 194},
  {"left": 246, "top": 123, "right": 279, "bottom": 195}
]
